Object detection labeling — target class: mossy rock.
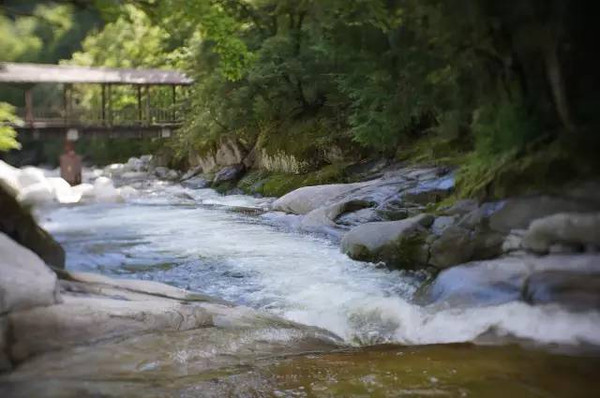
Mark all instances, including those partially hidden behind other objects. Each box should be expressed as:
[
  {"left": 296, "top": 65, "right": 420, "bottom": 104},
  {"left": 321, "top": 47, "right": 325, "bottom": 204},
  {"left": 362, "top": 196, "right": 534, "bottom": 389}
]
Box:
[{"left": 238, "top": 162, "right": 352, "bottom": 197}]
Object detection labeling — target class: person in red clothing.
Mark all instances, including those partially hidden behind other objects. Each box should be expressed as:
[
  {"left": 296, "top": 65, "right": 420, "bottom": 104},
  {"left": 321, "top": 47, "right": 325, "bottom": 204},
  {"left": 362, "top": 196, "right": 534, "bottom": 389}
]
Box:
[{"left": 60, "top": 140, "right": 82, "bottom": 186}]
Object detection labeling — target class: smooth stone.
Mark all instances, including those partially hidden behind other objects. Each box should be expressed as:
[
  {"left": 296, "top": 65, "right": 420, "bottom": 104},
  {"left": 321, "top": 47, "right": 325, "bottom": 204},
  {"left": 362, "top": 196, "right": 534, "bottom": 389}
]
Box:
[
  {"left": 429, "top": 225, "right": 475, "bottom": 268},
  {"left": 340, "top": 214, "right": 434, "bottom": 267},
  {"left": 0, "top": 233, "right": 61, "bottom": 314},
  {"left": 522, "top": 212, "right": 600, "bottom": 253},
  {"left": 273, "top": 183, "right": 364, "bottom": 215}
]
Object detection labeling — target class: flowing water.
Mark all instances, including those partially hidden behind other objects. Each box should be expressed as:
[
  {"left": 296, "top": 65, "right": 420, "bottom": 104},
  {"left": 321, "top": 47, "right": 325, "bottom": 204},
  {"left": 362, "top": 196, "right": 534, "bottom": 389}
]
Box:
[
  {"left": 35, "top": 178, "right": 600, "bottom": 396},
  {"left": 39, "top": 180, "right": 600, "bottom": 347}
]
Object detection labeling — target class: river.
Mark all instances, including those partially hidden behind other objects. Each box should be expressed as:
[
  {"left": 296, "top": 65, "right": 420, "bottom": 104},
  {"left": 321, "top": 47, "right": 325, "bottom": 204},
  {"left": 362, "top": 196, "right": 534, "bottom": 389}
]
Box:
[{"left": 36, "top": 177, "right": 600, "bottom": 396}]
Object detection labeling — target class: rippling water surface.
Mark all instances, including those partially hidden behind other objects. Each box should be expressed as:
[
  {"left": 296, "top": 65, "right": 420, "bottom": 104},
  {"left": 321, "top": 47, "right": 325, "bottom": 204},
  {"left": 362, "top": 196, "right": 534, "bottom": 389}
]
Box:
[{"left": 40, "top": 180, "right": 600, "bottom": 347}]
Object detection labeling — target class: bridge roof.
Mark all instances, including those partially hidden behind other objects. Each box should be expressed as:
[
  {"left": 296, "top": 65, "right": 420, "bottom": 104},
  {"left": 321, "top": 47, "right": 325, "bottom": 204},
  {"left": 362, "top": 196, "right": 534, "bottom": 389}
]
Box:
[{"left": 0, "top": 62, "right": 193, "bottom": 86}]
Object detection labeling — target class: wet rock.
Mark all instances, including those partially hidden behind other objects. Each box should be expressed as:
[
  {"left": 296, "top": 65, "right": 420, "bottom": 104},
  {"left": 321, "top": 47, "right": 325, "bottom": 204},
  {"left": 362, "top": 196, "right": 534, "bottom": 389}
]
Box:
[
  {"left": 523, "top": 271, "right": 600, "bottom": 310},
  {"left": 213, "top": 164, "right": 245, "bottom": 184},
  {"left": 182, "top": 176, "right": 209, "bottom": 189},
  {"left": 273, "top": 183, "right": 364, "bottom": 215},
  {"left": 430, "top": 216, "right": 457, "bottom": 235},
  {"left": 0, "top": 185, "right": 65, "bottom": 269},
  {"left": 9, "top": 295, "right": 214, "bottom": 363},
  {"left": 300, "top": 200, "right": 373, "bottom": 232},
  {"left": 429, "top": 225, "right": 475, "bottom": 268},
  {"left": 502, "top": 229, "right": 526, "bottom": 253},
  {"left": 522, "top": 212, "right": 600, "bottom": 254},
  {"left": 0, "top": 233, "right": 61, "bottom": 314},
  {"left": 441, "top": 199, "right": 479, "bottom": 216},
  {"left": 423, "top": 254, "right": 600, "bottom": 307},
  {"left": 489, "top": 196, "right": 600, "bottom": 233},
  {"left": 402, "top": 174, "right": 454, "bottom": 205},
  {"left": 336, "top": 207, "right": 381, "bottom": 227},
  {"left": 180, "top": 165, "right": 203, "bottom": 181},
  {"left": 340, "top": 214, "right": 434, "bottom": 268}
]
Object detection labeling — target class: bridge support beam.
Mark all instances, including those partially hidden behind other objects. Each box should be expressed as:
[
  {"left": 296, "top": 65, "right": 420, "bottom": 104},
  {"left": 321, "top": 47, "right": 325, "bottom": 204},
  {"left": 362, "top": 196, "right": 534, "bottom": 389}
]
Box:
[
  {"left": 101, "top": 83, "right": 107, "bottom": 126},
  {"left": 24, "top": 87, "right": 34, "bottom": 125}
]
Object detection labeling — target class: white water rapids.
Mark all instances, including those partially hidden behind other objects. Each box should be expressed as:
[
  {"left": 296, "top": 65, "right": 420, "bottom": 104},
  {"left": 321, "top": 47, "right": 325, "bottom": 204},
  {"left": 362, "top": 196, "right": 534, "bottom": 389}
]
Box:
[{"left": 39, "top": 180, "right": 600, "bottom": 348}]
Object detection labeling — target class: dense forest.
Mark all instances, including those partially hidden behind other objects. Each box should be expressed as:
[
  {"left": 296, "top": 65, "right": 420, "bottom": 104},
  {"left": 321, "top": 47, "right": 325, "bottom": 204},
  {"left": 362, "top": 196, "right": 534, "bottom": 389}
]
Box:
[{"left": 1, "top": 0, "right": 598, "bottom": 198}]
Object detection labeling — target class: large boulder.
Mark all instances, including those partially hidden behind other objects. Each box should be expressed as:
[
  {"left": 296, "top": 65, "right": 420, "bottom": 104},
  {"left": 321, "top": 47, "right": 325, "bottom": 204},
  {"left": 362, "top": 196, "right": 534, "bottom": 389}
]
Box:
[
  {"left": 0, "top": 185, "right": 65, "bottom": 269},
  {"left": 421, "top": 254, "right": 600, "bottom": 308},
  {"left": 522, "top": 212, "right": 600, "bottom": 253},
  {"left": 0, "top": 233, "right": 61, "bottom": 314},
  {"left": 428, "top": 225, "right": 476, "bottom": 268},
  {"left": 340, "top": 214, "right": 434, "bottom": 268},
  {"left": 273, "top": 183, "right": 364, "bottom": 215},
  {"left": 488, "top": 196, "right": 600, "bottom": 233}
]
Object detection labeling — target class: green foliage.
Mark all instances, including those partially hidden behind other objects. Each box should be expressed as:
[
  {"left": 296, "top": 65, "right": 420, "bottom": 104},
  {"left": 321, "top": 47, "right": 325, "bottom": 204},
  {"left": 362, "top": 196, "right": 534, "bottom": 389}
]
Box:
[
  {"left": 472, "top": 96, "right": 541, "bottom": 157},
  {"left": 0, "top": 103, "right": 21, "bottom": 152}
]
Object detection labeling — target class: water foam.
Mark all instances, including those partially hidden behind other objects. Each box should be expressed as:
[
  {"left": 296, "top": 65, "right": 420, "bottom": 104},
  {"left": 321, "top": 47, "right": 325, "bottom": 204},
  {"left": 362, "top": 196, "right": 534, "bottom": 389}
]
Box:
[{"left": 41, "top": 182, "right": 600, "bottom": 348}]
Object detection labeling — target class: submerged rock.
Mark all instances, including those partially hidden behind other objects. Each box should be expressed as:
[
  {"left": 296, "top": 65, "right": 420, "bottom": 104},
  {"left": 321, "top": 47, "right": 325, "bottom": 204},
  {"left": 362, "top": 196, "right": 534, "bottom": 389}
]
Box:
[{"left": 182, "top": 176, "right": 209, "bottom": 189}]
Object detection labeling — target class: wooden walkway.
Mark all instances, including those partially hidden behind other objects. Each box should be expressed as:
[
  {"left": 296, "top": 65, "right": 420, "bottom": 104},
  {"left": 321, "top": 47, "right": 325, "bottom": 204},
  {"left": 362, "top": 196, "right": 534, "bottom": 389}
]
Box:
[{"left": 1, "top": 62, "right": 193, "bottom": 139}]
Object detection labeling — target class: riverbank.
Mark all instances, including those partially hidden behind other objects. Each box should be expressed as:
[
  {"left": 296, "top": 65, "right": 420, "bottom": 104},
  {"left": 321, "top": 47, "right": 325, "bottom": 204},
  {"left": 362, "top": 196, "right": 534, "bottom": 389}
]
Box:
[{"left": 1, "top": 158, "right": 600, "bottom": 396}]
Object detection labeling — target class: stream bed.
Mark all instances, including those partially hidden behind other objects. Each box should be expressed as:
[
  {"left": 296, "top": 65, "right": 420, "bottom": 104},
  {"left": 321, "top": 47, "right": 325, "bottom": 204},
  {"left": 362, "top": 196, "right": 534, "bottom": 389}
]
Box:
[{"left": 37, "top": 179, "right": 600, "bottom": 396}]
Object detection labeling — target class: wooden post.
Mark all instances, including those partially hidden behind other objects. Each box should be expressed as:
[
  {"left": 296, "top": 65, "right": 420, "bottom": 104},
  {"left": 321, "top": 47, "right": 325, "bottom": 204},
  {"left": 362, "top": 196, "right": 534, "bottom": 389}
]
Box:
[
  {"left": 63, "top": 84, "right": 68, "bottom": 123},
  {"left": 137, "top": 85, "right": 142, "bottom": 124},
  {"left": 101, "top": 84, "right": 106, "bottom": 125},
  {"left": 107, "top": 84, "right": 113, "bottom": 125},
  {"left": 144, "top": 85, "right": 151, "bottom": 125},
  {"left": 171, "top": 85, "right": 176, "bottom": 122},
  {"left": 24, "top": 87, "right": 34, "bottom": 125}
]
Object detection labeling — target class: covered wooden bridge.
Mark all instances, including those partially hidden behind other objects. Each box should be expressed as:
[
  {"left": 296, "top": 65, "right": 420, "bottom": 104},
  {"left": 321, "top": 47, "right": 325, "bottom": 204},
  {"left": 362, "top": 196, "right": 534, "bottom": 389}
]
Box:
[{"left": 0, "top": 62, "right": 193, "bottom": 139}]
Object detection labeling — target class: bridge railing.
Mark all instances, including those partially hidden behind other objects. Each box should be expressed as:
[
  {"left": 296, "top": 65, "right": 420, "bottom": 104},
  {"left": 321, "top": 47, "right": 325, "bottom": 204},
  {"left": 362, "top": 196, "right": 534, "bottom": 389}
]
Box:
[{"left": 15, "top": 105, "right": 185, "bottom": 127}]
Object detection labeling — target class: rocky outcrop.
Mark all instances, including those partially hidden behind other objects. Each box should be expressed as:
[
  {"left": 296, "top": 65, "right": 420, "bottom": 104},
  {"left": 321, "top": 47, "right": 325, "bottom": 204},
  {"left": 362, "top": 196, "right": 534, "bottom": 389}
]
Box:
[
  {"left": 341, "top": 214, "right": 434, "bottom": 267},
  {"left": 0, "top": 237, "right": 340, "bottom": 387},
  {"left": 522, "top": 212, "right": 600, "bottom": 253},
  {"left": 189, "top": 139, "right": 249, "bottom": 173},
  {"left": 0, "top": 185, "right": 65, "bottom": 269}
]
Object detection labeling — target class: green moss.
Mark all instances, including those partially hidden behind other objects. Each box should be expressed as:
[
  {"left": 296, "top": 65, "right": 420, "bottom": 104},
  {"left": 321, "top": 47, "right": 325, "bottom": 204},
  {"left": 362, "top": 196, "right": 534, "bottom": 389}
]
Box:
[
  {"left": 239, "top": 162, "right": 351, "bottom": 197},
  {"left": 395, "top": 134, "right": 470, "bottom": 167},
  {"left": 257, "top": 173, "right": 308, "bottom": 197},
  {"left": 455, "top": 139, "right": 588, "bottom": 200}
]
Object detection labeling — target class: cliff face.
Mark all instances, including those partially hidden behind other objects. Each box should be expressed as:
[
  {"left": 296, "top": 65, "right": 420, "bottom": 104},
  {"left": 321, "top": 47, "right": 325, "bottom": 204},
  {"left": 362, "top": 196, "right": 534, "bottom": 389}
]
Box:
[{"left": 0, "top": 184, "right": 65, "bottom": 269}]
